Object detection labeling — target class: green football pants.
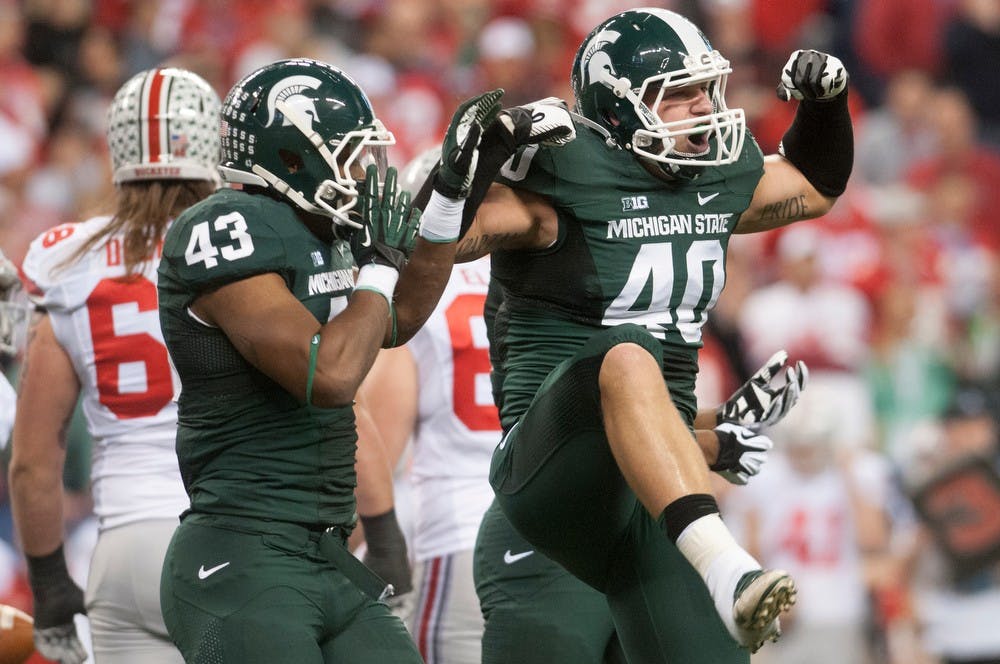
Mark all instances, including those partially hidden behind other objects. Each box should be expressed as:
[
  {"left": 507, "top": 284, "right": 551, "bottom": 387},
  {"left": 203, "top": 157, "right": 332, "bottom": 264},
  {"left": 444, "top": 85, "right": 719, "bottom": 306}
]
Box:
[
  {"left": 475, "top": 499, "right": 625, "bottom": 664},
  {"left": 160, "top": 513, "right": 422, "bottom": 664}
]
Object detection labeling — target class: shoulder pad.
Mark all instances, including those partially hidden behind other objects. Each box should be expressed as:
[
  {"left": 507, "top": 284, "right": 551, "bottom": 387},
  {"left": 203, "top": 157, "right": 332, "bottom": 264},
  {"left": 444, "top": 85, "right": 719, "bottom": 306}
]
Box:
[
  {"left": 160, "top": 189, "right": 298, "bottom": 293},
  {"left": 22, "top": 217, "right": 111, "bottom": 308}
]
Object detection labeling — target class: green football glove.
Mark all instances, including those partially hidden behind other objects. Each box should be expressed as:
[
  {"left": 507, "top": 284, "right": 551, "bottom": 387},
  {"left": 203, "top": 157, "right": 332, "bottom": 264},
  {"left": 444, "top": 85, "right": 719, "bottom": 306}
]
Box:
[{"left": 352, "top": 164, "right": 421, "bottom": 271}]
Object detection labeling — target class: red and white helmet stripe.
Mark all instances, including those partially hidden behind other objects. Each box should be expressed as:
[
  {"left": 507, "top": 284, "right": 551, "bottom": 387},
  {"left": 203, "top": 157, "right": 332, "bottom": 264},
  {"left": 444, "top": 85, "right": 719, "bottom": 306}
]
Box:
[{"left": 107, "top": 68, "right": 222, "bottom": 184}]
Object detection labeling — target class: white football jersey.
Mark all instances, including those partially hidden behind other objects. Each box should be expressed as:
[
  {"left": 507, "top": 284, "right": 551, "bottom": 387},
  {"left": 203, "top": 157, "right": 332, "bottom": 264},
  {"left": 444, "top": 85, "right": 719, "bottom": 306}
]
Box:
[
  {"left": 730, "top": 451, "right": 889, "bottom": 626},
  {"left": 22, "top": 217, "right": 188, "bottom": 531},
  {"left": 407, "top": 257, "right": 499, "bottom": 561},
  {"left": 0, "top": 372, "right": 15, "bottom": 450}
]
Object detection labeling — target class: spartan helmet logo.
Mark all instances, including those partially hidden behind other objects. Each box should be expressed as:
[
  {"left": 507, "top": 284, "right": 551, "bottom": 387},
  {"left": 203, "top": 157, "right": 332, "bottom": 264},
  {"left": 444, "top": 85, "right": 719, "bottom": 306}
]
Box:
[
  {"left": 579, "top": 28, "right": 622, "bottom": 90},
  {"left": 265, "top": 75, "right": 323, "bottom": 128}
]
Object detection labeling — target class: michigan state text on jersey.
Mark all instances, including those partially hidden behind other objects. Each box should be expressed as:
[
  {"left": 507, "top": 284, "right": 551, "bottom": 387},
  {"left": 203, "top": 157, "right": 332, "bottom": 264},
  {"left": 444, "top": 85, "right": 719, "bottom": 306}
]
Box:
[{"left": 490, "top": 119, "right": 763, "bottom": 432}]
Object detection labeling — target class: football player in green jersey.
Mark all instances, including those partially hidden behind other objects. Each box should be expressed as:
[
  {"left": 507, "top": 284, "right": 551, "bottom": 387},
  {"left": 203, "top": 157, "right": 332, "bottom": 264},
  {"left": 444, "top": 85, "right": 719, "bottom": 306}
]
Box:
[
  {"left": 460, "top": 8, "right": 854, "bottom": 663},
  {"left": 155, "top": 58, "right": 514, "bottom": 664}
]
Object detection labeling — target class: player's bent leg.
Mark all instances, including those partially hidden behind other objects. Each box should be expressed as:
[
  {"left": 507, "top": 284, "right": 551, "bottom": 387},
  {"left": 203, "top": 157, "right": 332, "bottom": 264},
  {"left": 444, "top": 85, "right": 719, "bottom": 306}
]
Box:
[
  {"left": 598, "top": 341, "right": 717, "bottom": 521},
  {"left": 489, "top": 325, "right": 663, "bottom": 589},
  {"left": 408, "top": 551, "right": 483, "bottom": 664},
  {"left": 598, "top": 332, "right": 795, "bottom": 653},
  {"left": 489, "top": 324, "right": 791, "bottom": 656},
  {"left": 87, "top": 518, "right": 184, "bottom": 664},
  {"left": 474, "top": 501, "right": 615, "bottom": 664}
]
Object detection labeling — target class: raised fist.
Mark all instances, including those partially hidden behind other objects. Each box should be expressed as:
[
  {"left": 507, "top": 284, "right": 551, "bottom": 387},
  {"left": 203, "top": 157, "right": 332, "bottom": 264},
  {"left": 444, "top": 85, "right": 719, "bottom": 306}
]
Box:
[{"left": 776, "top": 49, "right": 848, "bottom": 102}]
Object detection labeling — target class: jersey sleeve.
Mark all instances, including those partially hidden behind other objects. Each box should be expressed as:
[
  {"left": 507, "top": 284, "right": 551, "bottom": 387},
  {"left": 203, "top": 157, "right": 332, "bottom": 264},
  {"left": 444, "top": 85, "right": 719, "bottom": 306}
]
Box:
[
  {"left": 724, "top": 131, "right": 766, "bottom": 196},
  {"left": 495, "top": 132, "right": 567, "bottom": 195},
  {"left": 21, "top": 220, "right": 101, "bottom": 312},
  {"left": 160, "top": 193, "right": 292, "bottom": 295}
]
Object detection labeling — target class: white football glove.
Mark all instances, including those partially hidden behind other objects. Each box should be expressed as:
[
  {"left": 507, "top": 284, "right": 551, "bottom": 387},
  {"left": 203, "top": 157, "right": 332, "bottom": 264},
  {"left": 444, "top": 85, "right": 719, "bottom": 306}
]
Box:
[
  {"left": 497, "top": 97, "right": 576, "bottom": 147},
  {"left": 34, "top": 623, "right": 88, "bottom": 664},
  {"left": 776, "top": 49, "right": 848, "bottom": 102},
  {"left": 719, "top": 350, "right": 808, "bottom": 430},
  {"left": 710, "top": 422, "right": 774, "bottom": 485}
]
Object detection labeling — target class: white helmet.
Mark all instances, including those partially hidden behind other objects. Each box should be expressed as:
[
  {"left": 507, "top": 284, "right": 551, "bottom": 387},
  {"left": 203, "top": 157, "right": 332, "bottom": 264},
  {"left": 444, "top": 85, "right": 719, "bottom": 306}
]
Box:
[
  {"left": 398, "top": 146, "right": 441, "bottom": 196},
  {"left": 107, "top": 68, "right": 222, "bottom": 185}
]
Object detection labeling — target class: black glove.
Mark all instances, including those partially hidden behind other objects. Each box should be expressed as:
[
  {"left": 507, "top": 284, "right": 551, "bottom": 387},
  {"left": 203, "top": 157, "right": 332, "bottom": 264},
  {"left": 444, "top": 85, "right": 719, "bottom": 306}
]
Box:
[
  {"left": 360, "top": 509, "right": 413, "bottom": 597},
  {"left": 433, "top": 89, "right": 505, "bottom": 199},
  {"left": 776, "top": 49, "right": 849, "bottom": 102},
  {"left": 710, "top": 422, "right": 774, "bottom": 485},
  {"left": 351, "top": 164, "right": 421, "bottom": 272},
  {"left": 718, "top": 350, "right": 808, "bottom": 430},
  {"left": 27, "top": 546, "right": 88, "bottom": 664}
]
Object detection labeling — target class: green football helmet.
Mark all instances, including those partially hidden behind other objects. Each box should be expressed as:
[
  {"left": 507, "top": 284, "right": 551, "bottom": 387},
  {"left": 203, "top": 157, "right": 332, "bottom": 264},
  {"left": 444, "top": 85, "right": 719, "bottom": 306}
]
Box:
[
  {"left": 571, "top": 8, "right": 745, "bottom": 178},
  {"left": 218, "top": 58, "right": 394, "bottom": 228}
]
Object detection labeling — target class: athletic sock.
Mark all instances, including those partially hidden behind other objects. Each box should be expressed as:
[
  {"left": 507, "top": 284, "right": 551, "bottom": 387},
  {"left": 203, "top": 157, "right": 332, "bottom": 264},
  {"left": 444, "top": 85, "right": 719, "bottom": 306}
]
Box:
[
  {"left": 671, "top": 511, "right": 761, "bottom": 640},
  {"left": 659, "top": 493, "right": 720, "bottom": 542}
]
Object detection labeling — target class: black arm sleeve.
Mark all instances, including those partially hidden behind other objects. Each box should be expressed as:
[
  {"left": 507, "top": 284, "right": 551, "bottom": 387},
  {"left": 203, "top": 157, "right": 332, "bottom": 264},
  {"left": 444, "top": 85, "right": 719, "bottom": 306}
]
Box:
[
  {"left": 412, "top": 118, "right": 522, "bottom": 239},
  {"left": 779, "top": 92, "right": 854, "bottom": 197}
]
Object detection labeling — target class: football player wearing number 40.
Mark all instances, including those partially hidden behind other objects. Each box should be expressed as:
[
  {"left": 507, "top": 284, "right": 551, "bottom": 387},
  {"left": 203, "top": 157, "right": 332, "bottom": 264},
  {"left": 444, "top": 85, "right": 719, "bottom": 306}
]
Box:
[
  {"left": 459, "top": 7, "right": 851, "bottom": 664},
  {"left": 10, "top": 68, "right": 222, "bottom": 664},
  {"left": 358, "top": 175, "right": 804, "bottom": 664},
  {"left": 154, "top": 58, "right": 572, "bottom": 664}
]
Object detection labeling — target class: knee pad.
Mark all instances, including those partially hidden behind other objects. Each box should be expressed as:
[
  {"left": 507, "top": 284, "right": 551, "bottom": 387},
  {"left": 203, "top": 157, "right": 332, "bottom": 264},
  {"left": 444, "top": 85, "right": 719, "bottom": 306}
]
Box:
[{"left": 581, "top": 324, "right": 662, "bottom": 366}]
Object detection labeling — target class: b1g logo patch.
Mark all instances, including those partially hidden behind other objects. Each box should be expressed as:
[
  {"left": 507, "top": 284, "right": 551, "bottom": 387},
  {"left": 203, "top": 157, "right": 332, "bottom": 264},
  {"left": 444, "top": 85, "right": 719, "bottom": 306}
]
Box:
[{"left": 622, "top": 195, "right": 648, "bottom": 211}]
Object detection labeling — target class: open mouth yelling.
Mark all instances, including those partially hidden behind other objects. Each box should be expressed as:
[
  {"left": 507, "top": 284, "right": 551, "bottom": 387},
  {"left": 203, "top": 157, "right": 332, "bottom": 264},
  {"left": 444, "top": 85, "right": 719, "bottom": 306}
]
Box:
[{"left": 688, "top": 129, "right": 710, "bottom": 153}]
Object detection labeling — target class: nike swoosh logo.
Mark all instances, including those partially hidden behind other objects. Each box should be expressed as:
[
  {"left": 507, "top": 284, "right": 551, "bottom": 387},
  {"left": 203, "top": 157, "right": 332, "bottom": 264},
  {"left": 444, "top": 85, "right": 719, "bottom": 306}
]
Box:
[
  {"left": 498, "top": 420, "right": 520, "bottom": 451},
  {"left": 198, "top": 562, "right": 231, "bottom": 579},
  {"left": 698, "top": 192, "right": 720, "bottom": 205},
  {"left": 503, "top": 550, "right": 534, "bottom": 564}
]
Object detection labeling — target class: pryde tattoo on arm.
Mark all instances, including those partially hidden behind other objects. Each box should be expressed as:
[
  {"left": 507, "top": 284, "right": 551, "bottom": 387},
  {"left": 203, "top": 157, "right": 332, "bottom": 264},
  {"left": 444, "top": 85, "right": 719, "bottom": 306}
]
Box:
[
  {"left": 759, "top": 195, "right": 808, "bottom": 223},
  {"left": 456, "top": 232, "right": 522, "bottom": 262}
]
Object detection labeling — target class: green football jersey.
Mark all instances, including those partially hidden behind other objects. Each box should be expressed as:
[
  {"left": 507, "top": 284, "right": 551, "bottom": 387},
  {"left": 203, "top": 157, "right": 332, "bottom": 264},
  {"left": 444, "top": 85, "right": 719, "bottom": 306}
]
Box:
[
  {"left": 492, "top": 124, "right": 764, "bottom": 427},
  {"left": 158, "top": 188, "right": 359, "bottom": 527}
]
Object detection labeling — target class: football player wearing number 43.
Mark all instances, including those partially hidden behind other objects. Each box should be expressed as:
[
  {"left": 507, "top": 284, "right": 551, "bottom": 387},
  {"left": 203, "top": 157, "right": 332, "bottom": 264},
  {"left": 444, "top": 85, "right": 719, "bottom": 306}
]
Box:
[
  {"left": 459, "top": 7, "right": 851, "bottom": 664},
  {"left": 154, "top": 58, "right": 571, "bottom": 664},
  {"left": 10, "top": 68, "right": 222, "bottom": 664}
]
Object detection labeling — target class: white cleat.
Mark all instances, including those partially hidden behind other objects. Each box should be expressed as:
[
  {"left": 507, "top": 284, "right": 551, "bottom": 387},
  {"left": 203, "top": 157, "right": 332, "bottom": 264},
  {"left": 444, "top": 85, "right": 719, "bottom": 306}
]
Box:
[{"left": 732, "top": 569, "right": 797, "bottom": 653}]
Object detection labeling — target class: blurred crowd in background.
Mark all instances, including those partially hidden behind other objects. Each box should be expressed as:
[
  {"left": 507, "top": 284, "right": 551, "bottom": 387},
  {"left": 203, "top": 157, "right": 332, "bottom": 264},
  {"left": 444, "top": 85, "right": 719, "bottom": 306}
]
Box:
[{"left": 0, "top": 0, "right": 999, "bottom": 662}]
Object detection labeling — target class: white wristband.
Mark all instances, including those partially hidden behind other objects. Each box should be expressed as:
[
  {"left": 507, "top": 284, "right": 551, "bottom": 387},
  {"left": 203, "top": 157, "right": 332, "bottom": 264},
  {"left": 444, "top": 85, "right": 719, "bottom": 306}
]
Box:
[
  {"left": 354, "top": 263, "right": 399, "bottom": 304},
  {"left": 419, "top": 190, "right": 465, "bottom": 242}
]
